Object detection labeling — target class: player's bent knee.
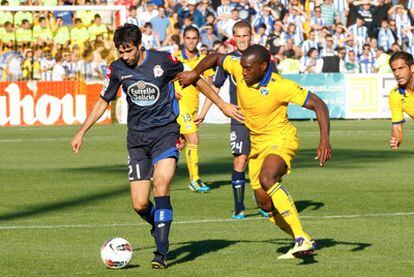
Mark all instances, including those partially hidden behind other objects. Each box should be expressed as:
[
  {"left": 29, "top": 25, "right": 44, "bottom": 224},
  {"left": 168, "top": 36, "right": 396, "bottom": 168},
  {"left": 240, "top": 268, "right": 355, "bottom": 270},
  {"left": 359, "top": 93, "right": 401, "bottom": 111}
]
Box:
[
  {"left": 259, "top": 174, "right": 281, "bottom": 190},
  {"left": 132, "top": 201, "right": 150, "bottom": 213}
]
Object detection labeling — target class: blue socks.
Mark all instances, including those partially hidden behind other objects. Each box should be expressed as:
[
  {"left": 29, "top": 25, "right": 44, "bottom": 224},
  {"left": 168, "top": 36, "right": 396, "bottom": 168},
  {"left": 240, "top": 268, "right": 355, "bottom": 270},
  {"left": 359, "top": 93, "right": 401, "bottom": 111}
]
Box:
[
  {"left": 154, "top": 196, "right": 173, "bottom": 258},
  {"left": 136, "top": 201, "right": 155, "bottom": 226},
  {"left": 232, "top": 170, "right": 245, "bottom": 214}
]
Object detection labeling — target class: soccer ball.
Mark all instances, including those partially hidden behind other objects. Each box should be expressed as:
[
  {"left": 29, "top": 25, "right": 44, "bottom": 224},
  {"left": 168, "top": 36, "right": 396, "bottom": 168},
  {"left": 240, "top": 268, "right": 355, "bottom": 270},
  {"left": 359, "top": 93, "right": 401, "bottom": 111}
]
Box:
[{"left": 100, "top": 237, "right": 133, "bottom": 269}]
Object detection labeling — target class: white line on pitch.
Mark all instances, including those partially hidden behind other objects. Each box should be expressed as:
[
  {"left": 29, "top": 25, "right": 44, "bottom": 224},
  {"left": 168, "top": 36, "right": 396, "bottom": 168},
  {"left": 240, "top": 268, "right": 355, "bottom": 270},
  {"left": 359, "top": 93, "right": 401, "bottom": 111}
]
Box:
[
  {"left": 1, "top": 211, "right": 413, "bottom": 230},
  {"left": 1, "top": 130, "right": 413, "bottom": 143}
]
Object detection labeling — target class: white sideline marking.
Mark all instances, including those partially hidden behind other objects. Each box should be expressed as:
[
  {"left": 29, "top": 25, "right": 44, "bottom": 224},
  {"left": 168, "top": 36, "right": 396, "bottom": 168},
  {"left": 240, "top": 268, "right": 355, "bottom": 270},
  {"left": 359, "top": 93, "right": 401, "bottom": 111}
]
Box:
[
  {"left": 1, "top": 211, "right": 413, "bottom": 230},
  {"left": 1, "top": 130, "right": 414, "bottom": 143}
]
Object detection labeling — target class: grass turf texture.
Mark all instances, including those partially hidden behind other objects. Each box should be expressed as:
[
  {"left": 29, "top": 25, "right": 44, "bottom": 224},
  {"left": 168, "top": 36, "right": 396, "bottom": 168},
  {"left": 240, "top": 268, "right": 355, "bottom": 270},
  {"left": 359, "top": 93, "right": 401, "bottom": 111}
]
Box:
[{"left": 1, "top": 120, "right": 414, "bottom": 276}]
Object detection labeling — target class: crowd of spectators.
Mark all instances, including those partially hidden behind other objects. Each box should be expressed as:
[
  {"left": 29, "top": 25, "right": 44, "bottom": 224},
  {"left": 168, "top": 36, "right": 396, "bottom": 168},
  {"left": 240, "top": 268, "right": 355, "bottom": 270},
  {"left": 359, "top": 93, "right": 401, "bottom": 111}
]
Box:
[{"left": 1, "top": 0, "right": 414, "bottom": 81}]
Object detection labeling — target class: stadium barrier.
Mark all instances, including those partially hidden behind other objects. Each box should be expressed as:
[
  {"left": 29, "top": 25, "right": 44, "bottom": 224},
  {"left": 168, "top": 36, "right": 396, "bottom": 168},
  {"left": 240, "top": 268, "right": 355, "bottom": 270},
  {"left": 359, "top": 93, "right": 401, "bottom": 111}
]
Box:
[
  {"left": 0, "top": 81, "right": 111, "bottom": 126},
  {"left": 0, "top": 74, "right": 398, "bottom": 127}
]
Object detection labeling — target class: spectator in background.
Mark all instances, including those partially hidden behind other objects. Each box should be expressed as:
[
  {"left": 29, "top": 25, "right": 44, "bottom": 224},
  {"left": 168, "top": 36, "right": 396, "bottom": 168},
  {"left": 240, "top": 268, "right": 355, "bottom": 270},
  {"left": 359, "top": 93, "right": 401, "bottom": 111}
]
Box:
[
  {"left": 200, "top": 24, "right": 218, "bottom": 50},
  {"left": 348, "top": 16, "right": 368, "bottom": 55},
  {"left": 219, "top": 8, "right": 239, "bottom": 39},
  {"left": 5, "top": 51, "right": 23, "bottom": 81},
  {"left": 88, "top": 14, "right": 108, "bottom": 41},
  {"left": 278, "top": 49, "right": 301, "bottom": 74},
  {"left": 388, "top": 4, "right": 411, "bottom": 46},
  {"left": 310, "top": 6, "right": 326, "bottom": 31},
  {"left": 40, "top": 50, "right": 55, "bottom": 81},
  {"left": 359, "top": 43, "right": 375, "bottom": 73},
  {"left": 61, "top": 50, "right": 76, "bottom": 80},
  {"left": 374, "top": 47, "right": 392, "bottom": 73},
  {"left": 178, "top": 0, "right": 206, "bottom": 28},
  {"left": 320, "top": 0, "right": 338, "bottom": 27},
  {"left": 15, "top": 1, "right": 34, "bottom": 27},
  {"left": 71, "top": 18, "right": 90, "bottom": 50},
  {"left": 15, "top": 20, "right": 33, "bottom": 48},
  {"left": 75, "top": 0, "right": 95, "bottom": 27},
  {"left": 151, "top": 6, "right": 170, "bottom": 44},
  {"left": 0, "top": 0, "right": 14, "bottom": 28},
  {"left": 284, "top": 23, "right": 302, "bottom": 46},
  {"left": 378, "top": 19, "right": 395, "bottom": 52},
  {"left": 252, "top": 23, "right": 268, "bottom": 46},
  {"left": 344, "top": 50, "right": 360, "bottom": 73},
  {"left": 79, "top": 48, "right": 102, "bottom": 82},
  {"left": 267, "top": 0, "right": 285, "bottom": 21},
  {"left": 54, "top": 0, "right": 73, "bottom": 26},
  {"left": 266, "top": 20, "right": 285, "bottom": 55},
  {"left": 300, "top": 47, "right": 319, "bottom": 74},
  {"left": 33, "top": 17, "right": 54, "bottom": 47},
  {"left": 0, "top": 22, "right": 16, "bottom": 50},
  {"left": 301, "top": 30, "right": 319, "bottom": 58},
  {"left": 217, "top": 0, "right": 233, "bottom": 22},
  {"left": 52, "top": 53, "right": 67, "bottom": 81},
  {"left": 141, "top": 1, "right": 159, "bottom": 25},
  {"left": 235, "top": 0, "right": 256, "bottom": 21},
  {"left": 198, "top": 0, "right": 217, "bottom": 19},
  {"left": 252, "top": 5, "right": 275, "bottom": 36},
  {"left": 141, "top": 22, "right": 160, "bottom": 50},
  {"left": 333, "top": 0, "right": 349, "bottom": 26},
  {"left": 320, "top": 34, "right": 336, "bottom": 57},
  {"left": 22, "top": 48, "right": 35, "bottom": 80},
  {"left": 54, "top": 17, "right": 70, "bottom": 49},
  {"left": 127, "top": 6, "right": 143, "bottom": 28}
]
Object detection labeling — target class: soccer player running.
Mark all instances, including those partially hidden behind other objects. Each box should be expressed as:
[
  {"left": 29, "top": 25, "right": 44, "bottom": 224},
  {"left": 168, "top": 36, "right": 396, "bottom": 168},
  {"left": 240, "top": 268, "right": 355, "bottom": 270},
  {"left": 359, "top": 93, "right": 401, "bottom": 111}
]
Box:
[
  {"left": 213, "top": 20, "right": 277, "bottom": 219},
  {"left": 176, "top": 45, "right": 332, "bottom": 259},
  {"left": 70, "top": 24, "right": 243, "bottom": 269},
  {"left": 388, "top": 51, "right": 414, "bottom": 150},
  {"left": 174, "top": 26, "right": 216, "bottom": 193}
]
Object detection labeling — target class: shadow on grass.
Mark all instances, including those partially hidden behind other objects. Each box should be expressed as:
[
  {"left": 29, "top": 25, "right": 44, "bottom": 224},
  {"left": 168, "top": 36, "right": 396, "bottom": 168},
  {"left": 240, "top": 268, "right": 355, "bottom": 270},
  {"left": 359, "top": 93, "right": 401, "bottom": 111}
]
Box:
[
  {"left": 167, "top": 239, "right": 237, "bottom": 267},
  {"left": 271, "top": 238, "right": 372, "bottom": 265},
  {"left": 295, "top": 148, "right": 412, "bottom": 169},
  {"left": 0, "top": 186, "right": 129, "bottom": 221}
]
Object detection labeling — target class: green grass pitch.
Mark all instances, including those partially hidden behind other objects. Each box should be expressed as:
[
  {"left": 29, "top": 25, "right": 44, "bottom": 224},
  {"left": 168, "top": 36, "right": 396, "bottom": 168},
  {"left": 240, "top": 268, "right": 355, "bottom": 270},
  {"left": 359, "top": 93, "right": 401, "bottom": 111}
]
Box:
[{"left": 1, "top": 120, "right": 414, "bottom": 276}]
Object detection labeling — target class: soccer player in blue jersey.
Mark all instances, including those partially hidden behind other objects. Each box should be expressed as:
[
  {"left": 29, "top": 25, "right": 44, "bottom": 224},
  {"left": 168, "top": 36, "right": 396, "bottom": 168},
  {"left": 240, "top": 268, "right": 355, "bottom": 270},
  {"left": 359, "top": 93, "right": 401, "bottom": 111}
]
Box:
[
  {"left": 213, "top": 21, "right": 277, "bottom": 219},
  {"left": 70, "top": 24, "right": 243, "bottom": 269}
]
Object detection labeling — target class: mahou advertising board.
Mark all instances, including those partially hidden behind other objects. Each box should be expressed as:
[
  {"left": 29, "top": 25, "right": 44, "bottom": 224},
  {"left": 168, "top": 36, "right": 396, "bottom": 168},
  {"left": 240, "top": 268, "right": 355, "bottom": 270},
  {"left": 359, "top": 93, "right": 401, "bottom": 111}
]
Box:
[{"left": 0, "top": 81, "right": 111, "bottom": 126}]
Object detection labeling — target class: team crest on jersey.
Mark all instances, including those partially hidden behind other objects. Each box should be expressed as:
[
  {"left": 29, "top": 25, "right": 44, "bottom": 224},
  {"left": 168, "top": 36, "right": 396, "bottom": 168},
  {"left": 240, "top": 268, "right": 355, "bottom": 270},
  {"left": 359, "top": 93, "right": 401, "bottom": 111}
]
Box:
[
  {"left": 105, "top": 67, "right": 111, "bottom": 78},
  {"left": 260, "top": 87, "right": 269, "bottom": 96},
  {"left": 153, "top": 65, "right": 164, "bottom": 78},
  {"left": 127, "top": 81, "right": 160, "bottom": 106}
]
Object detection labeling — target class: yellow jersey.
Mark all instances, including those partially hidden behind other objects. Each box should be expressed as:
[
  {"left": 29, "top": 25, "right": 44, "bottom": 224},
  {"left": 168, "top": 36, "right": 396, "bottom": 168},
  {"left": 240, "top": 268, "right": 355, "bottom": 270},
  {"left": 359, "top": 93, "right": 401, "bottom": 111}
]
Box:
[
  {"left": 174, "top": 49, "right": 214, "bottom": 112},
  {"left": 388, "top": 86, "right": 414, "bottom": 125},
  {"left": 222, "top": 55, "right": 310, "bottom": 144}
]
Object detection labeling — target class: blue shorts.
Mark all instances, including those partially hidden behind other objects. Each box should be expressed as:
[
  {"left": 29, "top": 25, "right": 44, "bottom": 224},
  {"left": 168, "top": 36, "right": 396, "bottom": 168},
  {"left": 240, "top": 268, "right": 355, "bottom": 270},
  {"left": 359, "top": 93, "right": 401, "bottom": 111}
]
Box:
[
  {"left": 127, "top": 122, "right": 180, "bottom": 181},
  {"left": 230, "top": 124, "right": 250, "bottom": 156}
]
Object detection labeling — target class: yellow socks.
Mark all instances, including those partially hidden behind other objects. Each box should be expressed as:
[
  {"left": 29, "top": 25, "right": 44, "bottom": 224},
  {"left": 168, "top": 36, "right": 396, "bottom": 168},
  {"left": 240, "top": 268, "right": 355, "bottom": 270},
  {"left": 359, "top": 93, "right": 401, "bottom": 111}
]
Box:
[
  {"left": 267, "top": 182, "right": 310, "bottom": 240},
  {"left": 268, "top": 210, "right": 294, "bottom": 238},
  {"left": 185, "top": 144, "right": 199, "bottom": 182}
]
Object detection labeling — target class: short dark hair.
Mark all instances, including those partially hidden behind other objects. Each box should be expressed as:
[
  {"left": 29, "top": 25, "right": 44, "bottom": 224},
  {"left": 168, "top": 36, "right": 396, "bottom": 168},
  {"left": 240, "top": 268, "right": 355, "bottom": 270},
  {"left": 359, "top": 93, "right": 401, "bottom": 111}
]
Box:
[
  {"left": 389, "top": 51, "right": 414, "bottom": 67},
  {"left": 114, "top": 24, "right": 142, "bottom": 48},
  {"left": 243, "top": 44, "right": 270, "bottom": 65},
  {"left": 183, "top": 26, "right": 200, "bottom": 38}
]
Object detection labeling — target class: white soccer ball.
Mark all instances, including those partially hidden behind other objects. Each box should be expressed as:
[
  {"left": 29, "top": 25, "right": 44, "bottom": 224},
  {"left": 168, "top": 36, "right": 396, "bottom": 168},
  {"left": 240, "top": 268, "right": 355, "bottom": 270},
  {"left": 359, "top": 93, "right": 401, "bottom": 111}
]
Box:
[{"left": 100, "top": 237, "right": 133, "bottom": 269}]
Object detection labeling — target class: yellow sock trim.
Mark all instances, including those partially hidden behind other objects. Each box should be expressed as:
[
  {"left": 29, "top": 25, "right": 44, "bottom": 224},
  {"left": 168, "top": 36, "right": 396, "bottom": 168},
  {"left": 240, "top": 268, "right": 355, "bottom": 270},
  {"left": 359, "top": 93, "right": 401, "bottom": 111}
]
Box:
[
  {"left": 266, "top": 182, "right": 306, "bottom": 239},
  {"left": 268, "top": 210, "right": 295, "bottom": 238},
  {"left": 185, "top": 144, "right": 199, "bottom": 181}
]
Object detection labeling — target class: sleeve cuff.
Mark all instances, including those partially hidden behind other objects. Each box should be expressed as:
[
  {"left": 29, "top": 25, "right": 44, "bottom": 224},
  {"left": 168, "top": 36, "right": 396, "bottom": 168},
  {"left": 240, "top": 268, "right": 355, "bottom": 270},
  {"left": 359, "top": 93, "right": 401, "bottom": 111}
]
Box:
[
  {"left": 301, "top": 91, "right": 311, "bottom": 107},
  {"left": 392, "top": 119, "right": 406, "bottom": 125}
]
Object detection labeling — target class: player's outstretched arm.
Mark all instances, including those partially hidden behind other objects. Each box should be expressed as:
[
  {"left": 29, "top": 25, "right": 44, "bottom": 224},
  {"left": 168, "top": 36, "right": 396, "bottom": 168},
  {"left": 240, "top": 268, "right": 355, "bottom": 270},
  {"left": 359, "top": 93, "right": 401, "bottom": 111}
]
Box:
[
  {"left": 71, "top": 97, "right": 109, "bottom": 153},
  {"left": 175, "top": 53, "right": 225, "bottom": 87},
  {"left": 390, "top": 124, "right": 403, "bottom": 150},
  {"left": 195, "top": 78, "right": 244, "bottom": 124},
  {"left": 303, "top": 93, "right": 332, "bottom": 167}
]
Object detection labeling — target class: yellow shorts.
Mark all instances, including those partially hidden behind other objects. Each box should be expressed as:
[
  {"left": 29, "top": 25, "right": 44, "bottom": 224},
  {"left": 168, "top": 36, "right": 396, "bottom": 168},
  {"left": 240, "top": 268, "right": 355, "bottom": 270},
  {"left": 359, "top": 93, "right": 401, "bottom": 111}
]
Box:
[
  {"left": 248, "top": 134, "right": 299, "bottom": 190},
  {"left": 177, "top": 108, "right": 197, "bottom": 135}
]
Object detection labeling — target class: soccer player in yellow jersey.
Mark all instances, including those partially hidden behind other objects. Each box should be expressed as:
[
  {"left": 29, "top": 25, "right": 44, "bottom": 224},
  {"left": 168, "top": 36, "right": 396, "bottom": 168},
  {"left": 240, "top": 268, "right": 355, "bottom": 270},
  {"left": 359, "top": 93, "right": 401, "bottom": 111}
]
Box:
[
  {"left": 388, "top": 51, "right": 414, "bottom": 149},
  {"left": 176, "top": 45, "right": 332, "bottom": 259},
  {"left": 174, "top": 26, "right": 215, "bottom": 193}
]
